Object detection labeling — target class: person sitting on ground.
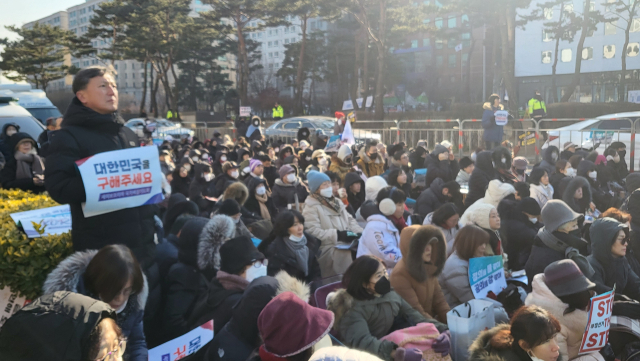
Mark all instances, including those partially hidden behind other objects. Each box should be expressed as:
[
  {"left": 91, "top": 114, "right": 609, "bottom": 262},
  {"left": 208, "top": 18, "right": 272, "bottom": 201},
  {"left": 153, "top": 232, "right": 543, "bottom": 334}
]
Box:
[
  {"left": 514, "top": 181, "right": 530, "bottom": 200},
  {"left": 388, "top": 168, "right": 412, "bottom": 199},
  {"left": 539, "top": 146, "right": 560, "bottom": 177},
  {"left": 511, "top": 157, "right": 529, "bottom": 183},
  {"left": 272, "top": 164, "right": 309, "bottom": 213},
  {"left": 588, "top": 217, "right": 640, "bottom": 301},
  {"left": 465, "top": 203, "right": 503, "bottom": 256},
  {"left": 608, "top": 141, "right": 629, "bottom": 180},
  {"left": 465, "top": 151, "right": 498, "bottom": 209},
  {"left": 344, "top": 171, "right": 365, "bottom": 217},
  {"left": 42, "top": 245, "right": 148, "bottom": 361},
  {"left": 524, "top": 200, "right": 593, "bottom": 285},
  {"left": 357, "top": 140, "right": 385, "bottom": 177},
  {"left": 244, "top": 176, "right": 276, "bottom": 221},
  {"left": 493, "top": 146, "right": 516, "bottom": 184},
  {"left": 357, "top": 186, "right": 406, "bottom": 271},
  {"left": 390, "top": 225, "right": 450, "bottom": 323},
  {"left": 416, "top": 178, "right": 460, "bottom": 220},
  {"left": 171, "top": 158, "right": 194, "bottom": 197},
  {"left": 461, "top": 179, "right": 515, "bottom": 226},
  {"left": 502, "top": 197, "right": 542, "bottom": 271},
  {"left": 0, "top": 132, "right": 45, "bottom": 193},
  {"left": 561, "top": 142, "right": 577, "bottom": 161},
  {"left": 550, "top": 159, "right": 571, "bottom": 199},
  {"left": 307, "top": 149, "right": 328, "bottom": 174},
  {"left": 424, "top": 144, "right": 459, "bottom": 188},
  {"left": 303, "top": 170, "right": 363, "bottom": 277},
  {"left": 213, "top": 161, "right": 240, "bottom": 197},
  {"left": 468, "top": 306, "right": 561, "bottom": 361},
  {"left": 189, "top": 162, "right": 217, "bottom": 217},
  {"left": 525, "top": 260, "right": 604, "bottom": 361},
  {"left": 456, "top": 156, "right": 474, "bottom": 185},
  {"left": 275, "top": 145, "right": 295, "bottom": 170},
  {"left": 0, "top": 291, "right": 123, "bottom": 361},
  {"left": 562, "top": 176, "right": 593, "bottom": 214},
  {"left": 259, "top": 210, "right": 322, "bottom": 284},
  {"left": 423, "top": 203, "right": 461, "bottom": 255},
  {"left": 355, "top": 175, "right": 389, "bottom": 228},
  {"left": 330, "top": 145, "right": 354, "bottom": 182},
  {"left": 328, "top": 255, "right": 450, "bottom": 361},
  {"left": 529, "top": 167, "right": 554, "bottom": 209},
  {"left": 243, "top": 158, "right": 265, "bottom": 185},
  {"left": 216, "top": 199, "right": 255, "bottom": 239}
]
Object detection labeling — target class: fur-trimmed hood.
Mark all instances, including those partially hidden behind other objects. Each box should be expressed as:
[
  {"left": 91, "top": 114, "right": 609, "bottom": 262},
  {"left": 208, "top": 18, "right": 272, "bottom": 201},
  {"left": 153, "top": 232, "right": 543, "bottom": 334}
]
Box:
[
  {"left": 469, "top": 324, "right": 519, "bottom": 361},
  {"left": 326, "top": 289, "right": 354, "bottom": 330},
  {"left": 492, "top": 147, "right": 513, "bottom": 171},
  {"left": 484, "top": 180, "right": 515, "bottom": 206},
  {"left": 42, "top": 250, "right": 149, "bottom": 311},
  {"left": 399, "top": 225, "right": 447, "bottom": 280},
  {"left": 274, "top": 270, "right": 310, "bottom": 303},
  {"left": 562, "top": 176, "right": 592, "bottom": 213},
  {"left": 221, "top": 181, "right": 249, "bottom": 205},
  {"left": 483, "top": 102, "right": 504, "bottom": 111},
  {"left": 198, "top": 215, "right": 236, "bottom": 271},
  {"left": 358, "top": 145, "right": 383, "bottom": 164}
]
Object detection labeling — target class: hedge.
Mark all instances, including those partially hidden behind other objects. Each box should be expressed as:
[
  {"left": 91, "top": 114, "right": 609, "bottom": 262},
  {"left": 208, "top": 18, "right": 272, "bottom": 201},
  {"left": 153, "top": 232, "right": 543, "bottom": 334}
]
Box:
[{"left": 0, "top": 189, "right": 73, "bottom": 300}]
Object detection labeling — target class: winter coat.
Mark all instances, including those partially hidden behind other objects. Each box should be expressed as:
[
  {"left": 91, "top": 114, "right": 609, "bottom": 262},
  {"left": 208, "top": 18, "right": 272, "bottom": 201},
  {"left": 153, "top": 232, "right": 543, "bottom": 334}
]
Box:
[
  {"left": 456, "top": 169, "right": 471, "bottom": 185},
  {"left": 189, "top": 165, "right": 217, "bottom": 217},
  {"left": 561, "top": 149, "right": 575, "bottom": 161},
  {"left": 261, "top": 233, "right": 322, "bottom": 284},
  {"left": 525, "top": 274, "right": 605, "bottom": 361},
  {"left": 356, "top": 147, "right": 385, "bottom": 178},
  {"left": 530, "top": 183, "right": 554, "bottom": 209},
  {"left": 577, "top": 160, "right": 613, "bottom": 212},
  {"left": 424, "top": 145, "right": 459, "bottom": 188},
  {"left": 588, "top": 218, "right": 640, "bottom": 300},
  {"left": 409, "top": 147, "right": 428, "bottom": 172},
  {"left": 628, "top": 227, "right": 640, "bottom": 277},
  {"left": 525, "top": 231, "right": 591, "bottom": 285},
  {"left": 205, "top": 272, "right": 309, "bottom": 361},
  {"left": 550, "top": 172, "right": 567, "bottom": 199},
  {"left": 500, "top": 199, "right": 542, "bottom": 271},
  {"left": 390, "top": 225, "right": 450, "bottom": 323},
  {"left": 492, "top": 147, "right": 514, "bottom": 184},
  {"left": 0, "top": 133, "right": 45, "bottom": 193},
  {"left": 329, "top": 158, "right": 353, "bottom": 182},
  {"left": 468, "top": 324, "right": 537, "bottom": 361},
  {"left": 415, "top": 177, "right": 449, "bottom": 219},
  {"left": 562, "top": 177, "right": 592, "bottom": 214},
  {"left": 344, "top": 172, "right": 365, "bottom": 215},
  {"left": 45, "top": 97, "right": 156, "bottom": 268},
  {"left": 213, "top": 173, "right": 238, "bottom": 197},
  {"left": 0, "top": 291, "right": 116, "bottom": 361},
  {"left": 327, "top": 289, "right": 447, "bottom": 361},
  {"left": 461, "top": 180, "right": 516, "bottom": 227},
  {"left": 438, "top": 252, "right": 475, "bottom": 307},
  {"left": 42, "top": 250, "right": 149, "bottom": 361},
  {"left": 423, "top": 212, "right": 460, "bottom": 255},
  {"left": 170, "top": 171, "right": 192, "bottom": 198},
  {"left": 302, "top": 195, "right": 363, "bottom": 277},
  {"left": 271, "top": 178, "right": 309, "bottom": 213},
  {"left": 481, "top": 102, "right": 504, "bottom": 142},
  {"left": 357, "top": 214, "right": 402, "bottom": 270},
  {"left": 244, "top": 177, "right": 277, "bottom": 220},
  {"left": 465, "top": 151, "right": 498, "bottom": 209},
  {"left": 539, "top": 146, "right": 559, "bottom": 176}
]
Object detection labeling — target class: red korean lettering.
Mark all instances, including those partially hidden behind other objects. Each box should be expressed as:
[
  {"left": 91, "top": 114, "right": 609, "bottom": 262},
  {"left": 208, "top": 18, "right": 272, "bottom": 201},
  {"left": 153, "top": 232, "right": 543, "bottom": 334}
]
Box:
[
  {"left": 143, "top": 172, "right": 152, "bottom": 184},
  {"left": 132, "top": 173, "right": 142, "bottom": 185},
  {"left": 174, "top": 345, "right": 187, "bottom": 360},
  {"left": 98, "top": 177, "right": 108, "bottom": 190},
  {"left": 109, "top": 175, "right": 120, "bottom": 188},
  {"left": 121, "top": 174, "right": 132, "bottom": 186}
]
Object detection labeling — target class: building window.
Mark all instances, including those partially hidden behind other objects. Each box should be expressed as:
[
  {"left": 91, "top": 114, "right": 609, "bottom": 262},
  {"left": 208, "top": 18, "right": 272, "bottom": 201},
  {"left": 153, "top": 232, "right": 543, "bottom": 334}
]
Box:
[
  {"left": 435, "top": 17, "right": 443, "bottom": 29},
  {"left": 124, "top": 73, "right": 128, "bottom": 79},
  {"left": 423, "top": 38, "right": 430, "bottom": 47},
  {"left": 310, "top": 21, "right": 316, "bottom": 30},
  {"left": 604, "top": 45, "right": 616, "bottom": 58},
  {"left": 132, "top": 73, "right": 136, "bottom": 79},
  {"left": 544, "top": 8, "right": 553, "bottom": 19},
  {"left": 258, "top": 33, "right": 262, "bottom": 38},
  {"left": 628, "top": 43, "right": 640, "bottom": 57},
  {"left": 268, "top": 52, "right": 273, "bottom": 58},
  {"left": 285, "top": 27, "right": 289, "bottom": 34},
  {"left": 564, "top": 4, "right": 574, "bottom": 13},
  {"left": 285, "top": 39, "right": 289, "bottom": 44},
  {"left": 436, "top": 55, "right": 443, "bottom": 66},
  {"left": 543, "top": 29, "right": 552, "bottom": 42},
  {"left": 448, "top": 36, "right": 457, "bottom": 48},
  {"left": 605, "top": 20, "right": 617, "bottom": 35},
  {"left": 561, "top": 48, "right": 572, "bottom": 62},
  {"left": 461, "top": 32, "right": 471, "bottom": 47},
  {"left": 274, "top": 52, "right": 279, "bottom": 57},
  {"left": 411, "top": 40, "right": 418, "bottom": 48},
  {"left": 269, "top": 30, "right": 273, "bottom": 36},
  {"left": 275, "top": 29, "right": 279, "bottom": 35},
  {"left": 582, "top": 47, "right": 593, "bottom": 60},
  {"left": 268, "top": 41, "right": 272, "bottom": 47},
  {"left": 462, "top": 14, "right": 469, "bottom": 24},
  {"left": 448, "top": 17, "right": 456, "bottom": 28},
  {"left": 448, "top": 54, "right": 456, "bottom": 68},
  {"left": 435, "top": 39, "right": 444, "bottom": 49},
  {"left": 542, "top": 51, "right": 552, "bottom": 63},
  {"left": 462, "top": 53, "right": 469, "bottom": 67},
  {"left": 274, "top": 40, "right": 278, "bottom": 46}
]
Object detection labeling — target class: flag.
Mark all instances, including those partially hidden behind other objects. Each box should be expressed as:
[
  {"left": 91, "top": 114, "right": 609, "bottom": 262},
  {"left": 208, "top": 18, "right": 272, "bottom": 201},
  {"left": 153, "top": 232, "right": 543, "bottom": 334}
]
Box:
[{"left": 455, "top": 43, "right": 463, "bottom": 52}]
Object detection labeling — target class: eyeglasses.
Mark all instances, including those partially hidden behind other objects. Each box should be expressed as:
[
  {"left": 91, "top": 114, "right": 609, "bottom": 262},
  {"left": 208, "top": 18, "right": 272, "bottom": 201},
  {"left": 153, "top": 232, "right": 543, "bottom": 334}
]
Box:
[
  {"left": 97, "top": 339, "right": 126, "bottom": 361},
  {"left": 620, "top": 237, "right": 629, "bottom": 246},
  {"left": 251, "top": 259, "right": 268, "bottom": 268}
]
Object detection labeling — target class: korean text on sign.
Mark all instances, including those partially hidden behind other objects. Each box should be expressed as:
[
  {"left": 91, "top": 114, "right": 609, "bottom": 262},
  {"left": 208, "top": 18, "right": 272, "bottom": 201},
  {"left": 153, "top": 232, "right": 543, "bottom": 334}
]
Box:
[
  {"left": 148, "top": 320, "right": 214, "bottom": 361},
  {"left": 468, "top": 255, "right": 507, "bottom": 299},
  {"left": 579, "top": 289, "right": 615, "bottom": 354}
]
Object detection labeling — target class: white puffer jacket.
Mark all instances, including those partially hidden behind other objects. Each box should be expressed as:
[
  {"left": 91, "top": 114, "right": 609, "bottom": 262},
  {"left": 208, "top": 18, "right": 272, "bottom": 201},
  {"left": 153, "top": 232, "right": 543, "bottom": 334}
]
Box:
[
  {"left": 356, "top": 214, "right": 402, "bottom": 270},
  {"left": 530, "top": 183, "right": 554, "bottom": 209}
]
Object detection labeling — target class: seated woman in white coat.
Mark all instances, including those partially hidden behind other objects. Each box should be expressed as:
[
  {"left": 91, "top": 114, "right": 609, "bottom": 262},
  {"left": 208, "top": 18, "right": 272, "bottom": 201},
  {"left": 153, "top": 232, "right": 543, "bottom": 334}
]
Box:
[
  {"left": 357, "top": 186, "right": 406, "bottom": 271},
  {"left": 529, "top": 167, "right": 554, "bottom": 209}
]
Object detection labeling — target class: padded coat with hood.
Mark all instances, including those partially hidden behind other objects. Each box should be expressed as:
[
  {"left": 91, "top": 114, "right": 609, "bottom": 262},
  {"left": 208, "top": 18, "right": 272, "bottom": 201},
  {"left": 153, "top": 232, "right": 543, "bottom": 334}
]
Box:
[
  {"left": 415, "top": 177, "right": 450, "bottom": 219},
  {"left": 244, "top": 176, "right": 277, "bottom": 220},
  {"left": 481, "top": 102, "right": 504, "bottom": 142},
  {"left": 357, "top": 214, "right": 402, "bottom": 270},
  {"left": 465, "top": 151, "right": 498, "bottom": 209},
  {"left": 525, "top": 230, "right": 591, "bottom": 286},
  {"left": 461, "top": 180, "right": 515, "bottom": 227},
  {"left": 539, "top": 146, "right": 560, "bottom": 176},
  {"left": 562, "top": 176, "right": 592, "bottom": 214},
  {"left": 525, "top": 274, "right": 605, "bottom": 361},
  {"left": 189, "top": 163, "right": 217, "bottom": 216},
  {"left": 438, "top": 251, "right": 475, "bottom": 307},
  {"left": 329, "top": 156, "right": 353, "bottom": 182},
  {"left": 468, "top": 324, "right": 548, "bottom": 361},
  {"left": 45, "top": 97, "right": 156, "bottom": 268},
  {"left": 357, "top": 146, "right": 385, "bottom": 178},
  {"left": 588, "top": 218, "right": 640, "bottom": 300},
  {"left": 424, "top": 145, "right": 459, "bottom": 188},
  {"left": 389, "top": 225, "right": 450, "bottom": 323},
  {"left": 0, "top": 132, "right": 45, "bottom": 193},
  {"left": 492, "top": 147, "right": 514, "bottom": 184},
  {"left": 271, "top": 177, "right": 309, "bottom": 213},
  {"left": 344, "top": 171, "right": 365, "bottom": 215},
  {"left": 260, "top": 232, "right": 322, "bottom": 284},
  {"left": 327, "top": 288, "right": 447, "bottom": 361},
  {"left": 577, "top": 160, "right": 613, "bottom": 212},
  {"left": 499, "top": 197, "right": 542, "bottom": 271},
  {"left": 170, "top": 159, "right": 194, "bottom": 198},
  {"left": 303, "top": 195, "right": 363, "bottom": 277},
  {"left": 42, "top": 250, "right": 149, "bottom": 361}
]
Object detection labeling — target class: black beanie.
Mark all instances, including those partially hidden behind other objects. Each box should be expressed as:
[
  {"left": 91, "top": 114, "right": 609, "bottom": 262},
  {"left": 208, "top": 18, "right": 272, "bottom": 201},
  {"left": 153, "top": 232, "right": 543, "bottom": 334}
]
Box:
[
  {"left": 219, "top": 236, "right": 265, "bottom": 275},
  {"left": 219, "top": 199, "right": 241, "bottom": 216},
  {"left": 459, "top": 156, "right": 474, "bottom": 169},
  {"left": 517, "top": 197, "right": 542, "bottom": 216},
  {"left": 177, "top": 218, "right": 210, "bottom": 268}
]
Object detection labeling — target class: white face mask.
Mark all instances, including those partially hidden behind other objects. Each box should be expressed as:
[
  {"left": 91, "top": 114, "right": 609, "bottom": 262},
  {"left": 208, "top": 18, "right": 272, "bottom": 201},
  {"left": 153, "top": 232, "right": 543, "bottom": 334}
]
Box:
[
  {"left": 245, "top": 263, "right": 267, "bottom": 282},
  {"left": 286, "top": 173, "right": 296, "bottom": 183},
  {"left": 233, "top": 217, "right": 241, "bottom": 224},
  {"left": 202, "top": 154, "right": 209, "bottom": 161},
  {"left": 501, "top": 157, "right": 506, "bottom": 164},
  {"left": 231, "top": 170, "right": 239, "bottom": 178},
  {"left": 529, "top": 217, "right": 538, "bottom": 224},
  {"left": 275, "top": 148, "right": 280, "bottom": 153},
  {"left": 318, "top": 158, "right": 327, "bottom": 166},
  {"left": 220, "top": 155, "right": 227, "bottom": 162},
  {"left": 566, "top": 167, "right": 576, "bottom": 177},
  {"left": 551, "top": 153, "right": 558, "bottom": 161},
  {"left": 192, "top": 157, "right": 199, "bottom": 162},
  {"left": 256, "top": 186, "right": 266, "bottom": 195},
  {"left": 306, "top": 156, "right": 311, "bottom": 161},
  {"left": 320, "top": 186, "right": 334, "bottom": 198},
  {"left": 289, "top": 234, "right": 305, "bottom": 243},
  {"left": 6, "top": 129, "right": 16, "bottom": 136},
  {"left": 243, "top": 166, "right": 251, "bottom": 174},
  {"left": 204, "top": 173, "right": 213, "bottom": 182},
  {"left": 301, "top": 145, "right": 308, "bottom": 151},
  {"left": 588, "top": 171, "right": 597, "bottom": 179},
  {"left": 528, "top": 350, "right": 545, "bottom": 361}
]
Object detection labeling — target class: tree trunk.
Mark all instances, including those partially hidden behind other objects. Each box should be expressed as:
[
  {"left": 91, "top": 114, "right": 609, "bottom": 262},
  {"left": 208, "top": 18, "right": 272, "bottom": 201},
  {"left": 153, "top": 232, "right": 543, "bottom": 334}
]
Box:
[
  {"left": 465, "top": 36, "right": 476, "bottom": 103},
  {"left": 350, "top": 30, "right": 361, "bottom": 111},
  {"left": 549, "top": 3, "right": 565, "bottom": 103},
  {"left": 294, "top": 17, "right": 308, "bottom": 115},
  {"left": 236, "top": 15, "right": 250, "bottom": 107},
  {"left": 620, "top": 5, "right": 636, "bottom": 102},
  {"left": 362, "top": 31, "right": 369, "bottom": 100},
  {"left": 561, "top": 0, "right": 590, "bottom": 102},
  {"left": 500, "top": 5, "right": 517, "bottom": 111},
  {"left": 140, "top": 60, "right": 148, "bottom": 116},
  {"left": 374, "top": 0, "right": 387, "bottom": 120}
]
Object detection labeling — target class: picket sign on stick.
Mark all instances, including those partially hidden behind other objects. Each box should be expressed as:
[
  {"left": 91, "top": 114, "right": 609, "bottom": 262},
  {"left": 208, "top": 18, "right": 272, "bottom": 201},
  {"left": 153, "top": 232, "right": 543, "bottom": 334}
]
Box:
[{"left": 578, "top": 287, "right": 615, "bottom": 355}]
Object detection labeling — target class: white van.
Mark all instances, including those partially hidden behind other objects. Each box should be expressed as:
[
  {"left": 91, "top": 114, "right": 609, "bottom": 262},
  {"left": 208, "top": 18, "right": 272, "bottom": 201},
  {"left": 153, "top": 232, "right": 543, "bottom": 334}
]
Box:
[{"left": 0, "top": 87, "right": 62, "bottom": 124}]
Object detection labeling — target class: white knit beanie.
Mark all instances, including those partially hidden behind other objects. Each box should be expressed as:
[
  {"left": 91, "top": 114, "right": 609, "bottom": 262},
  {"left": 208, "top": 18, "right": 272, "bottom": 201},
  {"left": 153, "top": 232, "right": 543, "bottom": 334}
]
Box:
[
  {"left": 365, "top": 176, "right": 388, "bottom": 201},
  {"left": 484, "top": 180, "right": 515, "bottom": 207},
  {"left": 467, "top": 203, "right": 496, "bottom": 229},
  {"left": 337, "top": 144, "right": 352, "bottom": 161}
]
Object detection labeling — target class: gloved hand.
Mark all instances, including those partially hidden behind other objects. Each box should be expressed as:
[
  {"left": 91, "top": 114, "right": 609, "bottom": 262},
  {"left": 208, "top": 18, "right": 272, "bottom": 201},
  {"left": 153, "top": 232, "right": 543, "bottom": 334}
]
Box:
[
  {"left": 432, "top": 330, "right": 451, "bottom": 356},
  {"left": 394, "top": 347, "right": 424, "bottom": 361},
  {"left": 337, "top": 230, "right": 349, "bottom": 243}
]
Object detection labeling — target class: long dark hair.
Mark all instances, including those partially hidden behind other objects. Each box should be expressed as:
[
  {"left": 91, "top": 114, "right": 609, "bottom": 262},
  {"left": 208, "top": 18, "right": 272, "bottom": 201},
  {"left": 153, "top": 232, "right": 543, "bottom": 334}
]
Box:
[
  {"left": 432, "top": 203, "right": 459, "bottom": 228},
  {"left": 510, "top": 306, "right": 561, "bottom": 350},
  {"left": 84, "top": 245, "right": 144, "bottom": 303},
  {"left": 529, "top": 167, "right": 547, "bottom": 186},
  {"left": 343, "top": 255, "right": 384, "bottom": 301},
  {"left": 258, "top": 210, "right": 304, "bottom": 253},
  {"left": 559, "top": 290, "right": 592, "bottom": 315}
]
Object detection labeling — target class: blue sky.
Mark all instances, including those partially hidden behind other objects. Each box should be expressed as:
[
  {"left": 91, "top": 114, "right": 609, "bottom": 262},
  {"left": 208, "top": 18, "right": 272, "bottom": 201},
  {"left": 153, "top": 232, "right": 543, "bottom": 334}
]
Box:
[{"left": 0, "top": 0, "right": 81, "bottom": 41}]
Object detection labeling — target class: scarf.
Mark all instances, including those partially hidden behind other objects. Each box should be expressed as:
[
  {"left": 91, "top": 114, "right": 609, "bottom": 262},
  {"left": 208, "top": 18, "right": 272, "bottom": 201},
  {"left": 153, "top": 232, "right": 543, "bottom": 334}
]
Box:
[
  {"left": 389, "top": 215, "right": 408, "bottom": 232},
  {"left": 537, "top": 228, "right": 594, "bottom": 277},
  {"left": 216, "top": 270, "right": 250, "bottom": 291},
  {"left": 313, "top": 194, "right": 341, "bottom": 213},
  {"left": 15, "top": 151, "right": 44, "bottom": 180},
  {"left": 254, "top": 192, "right": 271, "bottom": 221},
  {"left": 283, "top": 235, "right": 309, "bottom": 276}
]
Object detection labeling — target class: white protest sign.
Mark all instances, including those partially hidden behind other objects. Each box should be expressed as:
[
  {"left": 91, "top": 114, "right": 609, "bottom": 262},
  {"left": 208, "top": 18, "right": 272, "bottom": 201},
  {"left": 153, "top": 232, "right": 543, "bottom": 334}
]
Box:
[
  {"left": 76, "top": 146, "right": 164, "bottom": 218},
  {"left": 240, "top": 106, "right": 252, "bottom": 117},
  {"left": 324, "top": 135, "right": 342, "bottom": 153},
  {"left": 579, "top": 289, "right": 615, "bottom": 354},
  {"left": 10, "top": 205, "right": 71, "bottom": 238},
  {"left": 494, "top": 110, "right": 509, "bottom": 126},
  {"left": 342, "top": 118, "right": 355, "bottom": 145},
  {"left": 0, "top": 287, "right": 28, "bottom": 330},
  {"left": 148, "top": 320, "right": 214, "bottom": 361},
  {"left": 468, "top": 255, "right": 507, "bottom": 299}
]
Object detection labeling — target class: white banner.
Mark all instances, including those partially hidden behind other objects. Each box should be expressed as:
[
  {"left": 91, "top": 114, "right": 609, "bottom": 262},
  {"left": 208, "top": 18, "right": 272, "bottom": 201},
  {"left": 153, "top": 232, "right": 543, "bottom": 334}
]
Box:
[
  {"left": 148, "top": 320, "right": 214, "bottom": 361},
  {"left": 10, "top": 205, "right": 71, "bottom": 238},
  {"left": 494, "top": 110, "right": 509, "bottom": 126},
  {"left": 239, "top": 106, "right": 252, "bottom": 117}
]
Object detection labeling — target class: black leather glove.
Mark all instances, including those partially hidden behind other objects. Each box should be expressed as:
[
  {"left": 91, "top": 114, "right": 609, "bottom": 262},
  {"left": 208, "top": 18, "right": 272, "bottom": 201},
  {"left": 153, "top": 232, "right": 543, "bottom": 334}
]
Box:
[{"left": 337, "top": 230, "right": 349, "bottom": 243}]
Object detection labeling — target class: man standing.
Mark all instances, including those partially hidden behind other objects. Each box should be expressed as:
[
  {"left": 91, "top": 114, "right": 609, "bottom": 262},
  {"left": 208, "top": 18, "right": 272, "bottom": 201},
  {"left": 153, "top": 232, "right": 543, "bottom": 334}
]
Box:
[
  {"left": 272, "top": 101, "right": 284, "bottom": 120},
  {"left": 527, "top": 90, "right": 547, "bottom": 120},
  {"left": 481, "top": 94, "right": 505, "bottom": 150},
  {"left": 38, "top": 117, "right": 62, "bottom": 157},
  {"left": 45, "top": 67, "right": 157, "bottom": 268}
]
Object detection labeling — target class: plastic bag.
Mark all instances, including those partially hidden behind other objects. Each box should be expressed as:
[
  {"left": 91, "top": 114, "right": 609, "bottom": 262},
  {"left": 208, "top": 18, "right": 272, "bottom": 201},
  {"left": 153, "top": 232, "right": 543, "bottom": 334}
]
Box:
[{"left": 446, "top": 299, "right": 496, "bottom": 361}]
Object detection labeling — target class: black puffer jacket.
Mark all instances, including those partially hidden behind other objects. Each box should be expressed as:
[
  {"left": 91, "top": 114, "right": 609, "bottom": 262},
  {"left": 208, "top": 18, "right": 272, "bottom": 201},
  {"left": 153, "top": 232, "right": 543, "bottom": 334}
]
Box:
[
  {"left": 561, "top": 176, "right": 592, "bottom": 214},
  {"left": 259, "top": 233, "right": 322, "bottom": 284},
  {"left": 44, "top": 97, "right": 157, "bottom": 268},
  {"left": 424, "top": 145, "right": 459, "bottom": 188},
  {"left": 409, "top": 146, "right": 428, "bottom": 172},
  {"left": 271, "top": 178, "right": 309, "bottom": 213},
  {"left": 465, "top": 151, "right": 497, "bottom": 209},
  {"left": 588, "top": 218, "right": 640, "bottom": 300},
  {"left": 189, "top": 163, "right": 217, "bottom": 217},
  {"left": 344, "top": 171, "right": 365, "bottom": 215},
  {"left": 549, "top": 172, "right": 566, "bottom": 199},
  {"left": 170, "top": 159, "right": 194, "bottom": 198},
  {"left": 244, "top": 176, "right": 277, "bottom": 219},
  {"left": 577, "top": 160, "right": 614, "bottom": 211},
  {"left": 416, "top": 177, "right": 448, "bottom": 219},
  {"left": 213, "top": 173, "right": 238, "bottom": 197},
  {"left": 539, "top": 146, "right": 559, "bottom": 176},
  {"left": 499, "top": 197, "right": 542, "bottom": 271},
  {"left": 492, "top": 147, "right": 514, "bottom": 184},
  {"left": 525, "top": 230, "right": 590, "bottom": 285},
  {"left": 0, "top": 122, "right": 18, "bottom": 160}
]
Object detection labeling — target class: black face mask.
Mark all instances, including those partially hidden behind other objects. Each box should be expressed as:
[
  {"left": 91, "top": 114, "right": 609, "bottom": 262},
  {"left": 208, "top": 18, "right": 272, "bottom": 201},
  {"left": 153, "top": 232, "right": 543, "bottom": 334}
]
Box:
[
  {"left": 569, "top": 229, "right": 582, "bottom": 238},
  {"left": 370, "top": 153, "right": 379, "bottom": 160},
  {"left": 619, "top": 150, "right": 627, "bottom": 158},
  {"left": 515, "top": 168, "right": 525, "bottom": 175},
  {"left": 374, "top": 276, "right": 391, "bottom": 295}
]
